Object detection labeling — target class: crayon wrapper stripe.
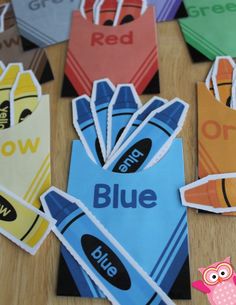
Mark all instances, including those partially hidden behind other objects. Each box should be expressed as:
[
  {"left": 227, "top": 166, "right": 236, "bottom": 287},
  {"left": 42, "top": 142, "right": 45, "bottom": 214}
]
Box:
[
  {"left": 25, "top": 218, "right": 50, "bottom": 247},
  {"left": 66, "top": 51, "right": 91, "bottom": 94}
]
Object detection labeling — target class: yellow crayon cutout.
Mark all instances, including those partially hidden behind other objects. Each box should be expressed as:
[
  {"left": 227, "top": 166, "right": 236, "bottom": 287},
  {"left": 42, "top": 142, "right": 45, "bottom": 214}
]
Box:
[
  {"left": 180, "top": 174, "right": 236, "bottom": 214},
  {"left": 11, "top": 70, "right": 41, "bottom": 126},
  {"left": 0, "top": 184, "right": 54, "bottom": 254},
  {"left": 0, "top": 63, "right": 23, "bottom": 129},
  {"left": 0, "top": 61, "right": 5, "bottom": 76},
  {"left": 212, "top": 56, "right": 235, "bottom": 107}
]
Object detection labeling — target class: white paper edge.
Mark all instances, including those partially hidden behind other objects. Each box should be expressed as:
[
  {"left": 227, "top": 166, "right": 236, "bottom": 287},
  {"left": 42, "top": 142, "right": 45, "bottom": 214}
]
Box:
[
  {"left": 41, "top": 186, "right": 175, "bottom": 305},
  {"left": 80, "top": 0, "right": 86, "bottom": 18},
  {"left": 212, "top": 56, "right": 235, "bottom": 102},
  {"left": 94, "top": 0, "right": 104, "bottom": 24},
  {"left": 180, "top": 173, "right": 236, "bottom": 213},
  {"left": 0, "top": 3, "right": 9, "bottom": 33},
  {"left": 90, "top": 78, "right": 115, "bottom": 162},
  {"left": 104, "top": 98, "right": 189, "bottom": 170},
  {"left": 72, "top": 95, "right": 97, "bottom": 164},
  {"left": 10, "top": 69, "right": 41, "bottom": 127},
  {"left": 108, "top": 96, "right": 167, "bottom": 159},
  {"left": 0, "top": 183, "right": 55, "bottom": 255},
  {"left": 106, "top": 83, "right": 142, "bottom": 158},
  {"left": 113, "top": 0, "right": 124, "bottom": 26}
]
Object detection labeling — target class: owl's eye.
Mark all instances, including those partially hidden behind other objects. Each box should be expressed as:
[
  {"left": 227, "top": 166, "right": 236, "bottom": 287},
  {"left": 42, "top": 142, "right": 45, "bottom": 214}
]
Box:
[
  {"left": 203, "top": 269, "right": 219, "bottom": 285},
  {"left": 209, "top": 273, "right": 218, "bottom": 282},
  {"left": 217, "top": 263, "right": 233, "bottom": 280},
  {"left": 219, "top": 269, "right": 229, "bottom": 278}
]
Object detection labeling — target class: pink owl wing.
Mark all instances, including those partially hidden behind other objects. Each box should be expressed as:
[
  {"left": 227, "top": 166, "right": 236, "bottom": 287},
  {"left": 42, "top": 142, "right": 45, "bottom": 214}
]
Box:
[
  {"left": 192, "top": 280, "right": 211, "bottom": 294},
  {"left": 233, "top": 275, "right": 236, "bottom": 285}
]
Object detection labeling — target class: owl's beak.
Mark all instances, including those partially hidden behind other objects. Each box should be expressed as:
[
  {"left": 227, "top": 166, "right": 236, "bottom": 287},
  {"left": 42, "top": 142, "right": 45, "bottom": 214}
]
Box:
[{"left": 218, "top": 277, "right": 223, "bottom": 283}]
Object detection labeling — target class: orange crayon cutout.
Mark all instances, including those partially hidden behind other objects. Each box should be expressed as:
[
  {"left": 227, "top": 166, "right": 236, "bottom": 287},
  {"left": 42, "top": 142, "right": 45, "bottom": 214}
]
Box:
[
  {"left": 100, "top": 0, "right": 118, "bottom": 25},
  {"left": 185, "top": 178, "right": 236, "bottom": 209},
  {"left": 116, "top": 0, "right": 143, "bottom": 25},
  {"left": 214, "top": 58, "right": 234, "bottom": 107},
  {"left": 85, "top": 0, "right": 95, "bottom": 21}
]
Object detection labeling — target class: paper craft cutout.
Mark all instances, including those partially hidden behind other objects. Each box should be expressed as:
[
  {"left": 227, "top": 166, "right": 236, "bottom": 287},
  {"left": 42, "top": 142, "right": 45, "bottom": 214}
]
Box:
[
  {"left": 179, "top": 0, "right": 236, "bottom": 62},
  {"left": 0, "top": 4, "right": 53, "bottom": 84},
  {"left": 11, "top": 0, "right": 81, "bottom": 49},
  {"left": 109, "top": 97, "right": 166, "bottom": 158},
  {"left": 11, "top": 70, "right": 41, "bottom": 126},
  {"left": 0, "top": 95, "right": 51, "bottom": 211},
  {"left": 90, "top": 79, "right": 115, "bottom": 161},
  {"left": 57, "top": 139, "right": 191, "bottom": 300},
  {"left": 104, "top": 99, "right": 189, "bottom": 172},
  {"left": 198, "top": 80, "right": 236, "bottom": 216},
  {"left": 148, "top": 0, "right": 188, "bottom": 21},
  {"left": 0, "top": 63, "right": 23, "bottom": 129},
  {"left": 106, "top": 84, "right": 142, "bottom": 157},
  {"left": 0, "top": 184, "right": 53, "bottom": 254},
  {"left": 61, "top": 7, "right": 160, "bottom": 97},
  {"left": 41, "top": 187, "right": 175, "bottom": 305},
  {"left": 180, "top": 173, "right": 236, "bottom": 213}
]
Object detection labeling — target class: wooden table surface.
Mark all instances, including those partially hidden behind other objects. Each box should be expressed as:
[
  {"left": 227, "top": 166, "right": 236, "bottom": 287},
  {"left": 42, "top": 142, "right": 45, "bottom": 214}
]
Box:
[{"left": 1, "top": 3, "right": 235, "bottom": 305}]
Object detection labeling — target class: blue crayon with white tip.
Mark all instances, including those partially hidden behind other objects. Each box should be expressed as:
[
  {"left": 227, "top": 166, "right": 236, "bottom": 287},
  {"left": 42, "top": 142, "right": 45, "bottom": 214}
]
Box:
[
  {"left": 109, "top": 97, "right": 166, "bottom": 157},
  {"left": 91, "top": 79, "right": 115, "bottom": 161},
  {"left": 41, "top": 187, "right": 175, "bottom": 305},
  {"left": 72, "top": 95, "right": 104, "bottom": 165},
  {"left": 104, "top": 99, "right": 189, "bottom": 173},
  {"left": 106, "top": 84, "right": 142, "bottom": 158}
]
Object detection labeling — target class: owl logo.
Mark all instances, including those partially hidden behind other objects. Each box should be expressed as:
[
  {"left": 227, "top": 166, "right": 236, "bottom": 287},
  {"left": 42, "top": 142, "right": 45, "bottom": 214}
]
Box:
[{"left": 192, "top": 257, "right": 236, "bottom": 305}]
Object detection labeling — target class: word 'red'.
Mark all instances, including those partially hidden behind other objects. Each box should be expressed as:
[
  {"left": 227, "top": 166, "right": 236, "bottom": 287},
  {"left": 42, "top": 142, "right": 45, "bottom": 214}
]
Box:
[{"left": 91, "top": 31, "right": 133, "bottom": 46}]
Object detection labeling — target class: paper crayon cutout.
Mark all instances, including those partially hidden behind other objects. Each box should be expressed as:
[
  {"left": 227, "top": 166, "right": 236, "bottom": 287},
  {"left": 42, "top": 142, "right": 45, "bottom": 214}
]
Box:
[
  {"left": 91, "top": 79, "right": 115, "bottom": 161},
  {"left": 73, "top": 95, "right": 104, "bottom": 165},
  {"left": 113, "top": 0, "right": 146, "bottom": 26},
  {"left": 0, "top": 3, "right": 9, "bottom": 32},
  {"left": 0, "top": 61, "right": 5, "bottom": 75},
  {"left": 106, "top": 84, "right": 141, "bottom": 157},
  {"left": 41, "top": 186, "right": 175, "bottom": 305},
  {"left": 212, "top": 56, "right": 235, "bottom": 107},
  {"left": 11, "top": 70, "right": 41, "bottom": 126},
  {"left": 110, "top": 97, "right": 166, "bottom": 157},
  {"left": 0, "top": 63, "right": 23, "bottom": 129},
  {"left": 57, "top": 139, "right": 191, "bottom": 299},
  {"left": 11, "top": 0, "right": 82, "bottom": 49},
  {"left": 180, "top": 173, "right": 236, "bottom": 214},
  {"left": 62, "top": 7, "right": 160, "bottom": 97},
  {"left": 179, "top": 0, "right": 236, "bottom": 62},
  {"left": 148, "top": 0, "right": 188, "bottom": 22},
  {"left": 0, "top": 4, "right": 53, "bottom": 84},
  {"left": 0, "top": 94, "right": 51, "bottom": 211},
  {"left": 80, "top": 0, "right": 95, "bottom": 21},
  {"left": 96, "top": 0, "right": 118, "bottom": 25},
  {"left": 0, "top": 184, "right": 53, "bottom": 254},
  {"left": 104, "top": 99, "right": 189, "bottom": 172}
]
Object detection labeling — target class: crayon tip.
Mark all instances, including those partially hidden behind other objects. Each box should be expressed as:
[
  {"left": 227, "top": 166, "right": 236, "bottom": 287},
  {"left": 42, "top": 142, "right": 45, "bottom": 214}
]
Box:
[
  {"left": 94, "top": 80, "right": 114, "bottom": 105},
  {"left": 14, "top": 72, "right": 37, "bottom": 96},
  {"left": 137, "top": 98, "right": 164, "bottom": 121},
  {"left": 184, "top": 182, "right": 211, "bottom": 206},
  {"left": 73, "top": 95, "right": 92, "bottom": 123},
  {"left": 113, "top": 85, "right": 139, "bottom": 109},
  {"left": 44, "top": 191, "right": 78, "bottom": 223},
  {"left": 155, "top": 101, "right": 186, "bottom": 130},
  {"left": 217, "top": 58, "right": 234, "bottom": 81}
]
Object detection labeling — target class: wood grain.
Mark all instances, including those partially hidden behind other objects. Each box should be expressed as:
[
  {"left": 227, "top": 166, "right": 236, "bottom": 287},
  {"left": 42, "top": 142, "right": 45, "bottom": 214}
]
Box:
[{"left": 0, "top": 3, "right": 234, "bottom": 305}]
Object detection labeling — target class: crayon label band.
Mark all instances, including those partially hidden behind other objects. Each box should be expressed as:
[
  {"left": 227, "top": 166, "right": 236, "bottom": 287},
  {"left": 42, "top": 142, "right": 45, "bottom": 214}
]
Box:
[
  {"left": 112, "top": 139, "right": 152, "bottom": 173},
  {"left": 81, "top": 234, "right": 131, "bottom": 290},
  {"left": 0, "top": 100, "right": 10, "bottom": 129},
  {"left": 0, "top": 195, "right": 17, "bottom": 221}
]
